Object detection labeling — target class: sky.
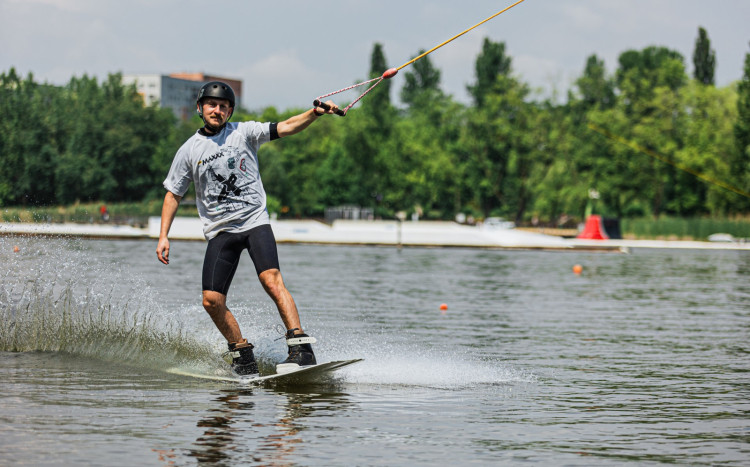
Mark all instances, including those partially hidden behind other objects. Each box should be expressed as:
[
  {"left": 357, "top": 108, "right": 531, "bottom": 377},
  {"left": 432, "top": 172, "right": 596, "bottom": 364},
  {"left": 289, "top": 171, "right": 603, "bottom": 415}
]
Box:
[{"left": 1, "top": 0, "right": 749, "bottom": 111}]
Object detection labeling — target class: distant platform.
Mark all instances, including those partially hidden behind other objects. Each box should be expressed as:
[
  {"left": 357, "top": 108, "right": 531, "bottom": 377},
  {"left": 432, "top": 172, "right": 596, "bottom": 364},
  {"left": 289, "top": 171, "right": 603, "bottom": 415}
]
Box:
[
  {"left": 0, "top": 222, "right": 149, "bottom": 240},
  {"left": 1, "top": 218, "right": 748, "bottom": 252}
]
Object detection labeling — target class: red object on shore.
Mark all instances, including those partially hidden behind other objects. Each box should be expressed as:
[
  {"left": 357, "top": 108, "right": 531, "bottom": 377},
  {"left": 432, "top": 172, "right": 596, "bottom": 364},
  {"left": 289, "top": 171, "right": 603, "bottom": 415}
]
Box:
[{"left": 577, "top": 215, "right": 609, "bottom": 240}]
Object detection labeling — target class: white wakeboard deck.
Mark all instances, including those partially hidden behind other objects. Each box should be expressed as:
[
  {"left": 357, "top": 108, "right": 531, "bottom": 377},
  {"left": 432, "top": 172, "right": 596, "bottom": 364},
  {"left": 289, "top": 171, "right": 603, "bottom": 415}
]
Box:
[{"left": 167, "top": 359, "right": 362, "bottom": 384}]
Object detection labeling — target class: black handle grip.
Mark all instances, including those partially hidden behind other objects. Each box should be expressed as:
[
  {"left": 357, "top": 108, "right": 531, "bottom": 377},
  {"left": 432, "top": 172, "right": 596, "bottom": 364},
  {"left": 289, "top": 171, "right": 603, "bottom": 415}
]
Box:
[{"left": 314, "top": 99, "right": 346, "bottom": 117}]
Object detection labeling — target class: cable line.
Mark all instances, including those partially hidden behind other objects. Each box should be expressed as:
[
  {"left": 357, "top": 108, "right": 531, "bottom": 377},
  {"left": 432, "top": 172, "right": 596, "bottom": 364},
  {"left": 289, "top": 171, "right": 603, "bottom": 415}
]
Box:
[
  {"left": 588, "top": 122, "right": 750, "bottom": 200},
  {"left": 314, "top": 0, "right": 528, "bottom": 115}
]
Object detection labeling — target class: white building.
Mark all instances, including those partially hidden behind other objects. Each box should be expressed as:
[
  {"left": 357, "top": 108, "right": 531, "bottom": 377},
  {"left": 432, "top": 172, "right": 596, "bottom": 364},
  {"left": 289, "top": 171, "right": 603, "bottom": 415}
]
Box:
[
  {"left": 122, "top": 73, "right": 242, "bottom": 120},
  {"left": 122, "top": 74, "right": 202, "bottom": 120}
]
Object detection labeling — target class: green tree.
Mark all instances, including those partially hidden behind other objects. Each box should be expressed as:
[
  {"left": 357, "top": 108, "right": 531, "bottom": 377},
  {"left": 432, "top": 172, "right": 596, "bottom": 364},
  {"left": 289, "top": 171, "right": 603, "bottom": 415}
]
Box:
[
  {"left": 329, "top": 43, "right": 399, "bottom": 215},
  {"left": 616, "top": 46, "right": 686, "bottom": 111},
  {"left": 461, "top": 38, "right": 546, "bottom": 221},
  {"left": 393, "top": 50, "right": 462, "bottom": 218},
  {"left": 19, "top": 80, "right": 65, "bottom": 205},
  {"left": 260, "top": 106, "right": 342, "bottom": 217},
  {"left": 400, "top": 51, "right": 442, "bottom": 108},
  {"left": 460, "top": 76, "right": 532, "bottom": 219},
  {"left": 150, "top": 117, "right": 198, "bottom": 199},
  {"left": 692, "top": 27, "right": 716, "bottom": 85},
  {"left": 528, "top": 102, "right": 586, "bottom": 223},
  {"left": 575, "top": 54, "right": 615, "bottom": 111},
  {"left": 54, "top": 74, "right": 174, "bottom": 204},
  {"left": 467, "top": 38, "right": 512, "bottom": 108},
  {"left": 676, "top": 82, "right": 737, "bottom": 214},
  {"left": 561, "top": 55, "right": 618, "bottom": 220},
  {"left": 596, "top": 47, "right": 688, "bottom": 217},
  {"left": 391, "top": 91, "right": 464, "bottom": 218},
  {"left": 365, "top": 43, "right": 392, "bottom": 121},
  {"left": 0, "top": 69, "right": 72, "bottom": 206},
  {"left": 734, "top": 44, "right": 750, "bottom": 209},
  {"left": 102, "top": 74, "right": 176, "bottom": 201}
]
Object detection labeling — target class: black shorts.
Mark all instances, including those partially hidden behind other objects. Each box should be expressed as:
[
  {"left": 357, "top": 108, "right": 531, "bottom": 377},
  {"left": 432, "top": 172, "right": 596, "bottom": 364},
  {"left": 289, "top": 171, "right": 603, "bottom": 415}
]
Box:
[{"left": 202, "top": 224, "right": 280, "bottom": 295}]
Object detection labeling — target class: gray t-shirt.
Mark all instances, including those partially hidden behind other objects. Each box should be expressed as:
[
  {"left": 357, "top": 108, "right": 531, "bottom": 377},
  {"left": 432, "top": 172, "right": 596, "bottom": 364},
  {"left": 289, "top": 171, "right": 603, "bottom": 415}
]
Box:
[{"left": 163, "top": 121, "right": 276, "bottom": 240}]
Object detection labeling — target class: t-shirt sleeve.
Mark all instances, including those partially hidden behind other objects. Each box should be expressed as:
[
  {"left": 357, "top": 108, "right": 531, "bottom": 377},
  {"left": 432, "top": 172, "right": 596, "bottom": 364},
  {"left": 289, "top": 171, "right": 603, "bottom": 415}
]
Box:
[
  {"left": 163, "top": 142, "right": 193, "bottom": 196},
  {"left": 239, "top": 121, "right": 276, "bottom": 147}
]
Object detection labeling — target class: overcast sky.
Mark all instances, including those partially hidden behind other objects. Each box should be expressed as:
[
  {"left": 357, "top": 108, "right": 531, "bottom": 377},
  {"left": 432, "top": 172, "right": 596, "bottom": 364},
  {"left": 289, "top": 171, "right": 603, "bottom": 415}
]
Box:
[{"left": 2, "top": 0, "right": 748, "bottom": 111}]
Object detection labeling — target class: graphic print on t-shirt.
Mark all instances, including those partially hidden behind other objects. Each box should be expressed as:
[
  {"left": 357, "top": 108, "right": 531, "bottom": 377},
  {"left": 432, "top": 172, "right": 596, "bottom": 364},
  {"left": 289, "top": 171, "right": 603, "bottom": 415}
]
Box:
[
  {"left": 202, "top": 147, "right": 263, "bottom": 214},
  {"left": 216, "top": 172, "right": 241, "bottom": 202}
]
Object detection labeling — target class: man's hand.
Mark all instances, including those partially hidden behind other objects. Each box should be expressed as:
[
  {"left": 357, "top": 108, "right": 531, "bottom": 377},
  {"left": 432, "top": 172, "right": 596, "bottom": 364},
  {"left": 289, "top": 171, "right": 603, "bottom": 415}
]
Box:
[
  {"left": 156, "top": 237, "right": 170, "bottom": 265},
  {"left": 313, "top": 100, "right": 341, "bottom": 116}
]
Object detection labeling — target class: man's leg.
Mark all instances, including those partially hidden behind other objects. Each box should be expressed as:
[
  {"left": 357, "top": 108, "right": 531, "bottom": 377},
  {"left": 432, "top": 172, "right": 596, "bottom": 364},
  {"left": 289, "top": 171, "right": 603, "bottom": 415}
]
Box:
[
  {"left": 258, "top": 268, "right": 303, "bottom": 334},
  {"left": 245, "top": 225, "right": 305, "bottom": 335},
  {"left": 259, "top": 268, "right": 317, "bottom": 370},
  {"left": 245, "top": 224, "right": 316, "bottom": 369},
  {"left": 202, "top": 289, "right": 258, "bottom": 375},
  {"left": 202, "top": 290, "right": 244, "bottom": 343},
  {"left": 202, "top": 231, "right": 261, "bottom": 375}
]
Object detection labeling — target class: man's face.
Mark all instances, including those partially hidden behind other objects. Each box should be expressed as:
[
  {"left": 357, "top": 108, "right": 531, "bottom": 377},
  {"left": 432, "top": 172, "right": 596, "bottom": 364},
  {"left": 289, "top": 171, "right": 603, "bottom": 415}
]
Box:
[{"left": 200, "top": 98, "right": 232, "bottom": 127}]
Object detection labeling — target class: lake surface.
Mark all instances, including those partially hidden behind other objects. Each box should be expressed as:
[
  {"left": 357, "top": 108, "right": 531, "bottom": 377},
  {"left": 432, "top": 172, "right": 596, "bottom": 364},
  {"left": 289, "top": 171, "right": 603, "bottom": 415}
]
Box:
[{"left": 1, "top": 235, "right": 748, "bottom": 466}]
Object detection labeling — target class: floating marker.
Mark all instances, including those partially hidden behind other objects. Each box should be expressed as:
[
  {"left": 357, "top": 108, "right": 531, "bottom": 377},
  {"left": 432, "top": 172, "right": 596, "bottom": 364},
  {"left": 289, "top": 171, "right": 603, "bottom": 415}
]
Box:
[
  {"left": 382, "top": 68, "right": 398, "bottom": 79},
  {"left": 440, "top": 303, "right": 448, "bottom": 311},
  {"left": 573, "top": 264, "right": 583, "bottom": 275}
]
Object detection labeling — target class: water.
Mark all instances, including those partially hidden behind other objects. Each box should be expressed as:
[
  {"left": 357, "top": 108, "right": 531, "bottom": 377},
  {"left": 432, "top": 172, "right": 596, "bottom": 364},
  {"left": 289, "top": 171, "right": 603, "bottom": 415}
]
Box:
[{"left": 1, "top": 235, "right": 748, "bottom": 466}]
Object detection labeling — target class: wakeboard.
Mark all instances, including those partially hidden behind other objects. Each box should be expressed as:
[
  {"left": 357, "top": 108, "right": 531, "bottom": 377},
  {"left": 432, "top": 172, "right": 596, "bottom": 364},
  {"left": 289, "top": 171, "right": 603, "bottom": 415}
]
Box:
[{"left": 167, "top": 359, "right": 362, "bottom": 384}]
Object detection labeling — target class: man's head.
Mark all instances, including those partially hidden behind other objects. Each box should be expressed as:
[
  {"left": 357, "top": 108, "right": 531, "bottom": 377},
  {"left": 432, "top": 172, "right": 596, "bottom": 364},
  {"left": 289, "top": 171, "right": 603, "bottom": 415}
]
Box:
[{"left": 196, "top": 81, "right": 235, "bottom": 132}]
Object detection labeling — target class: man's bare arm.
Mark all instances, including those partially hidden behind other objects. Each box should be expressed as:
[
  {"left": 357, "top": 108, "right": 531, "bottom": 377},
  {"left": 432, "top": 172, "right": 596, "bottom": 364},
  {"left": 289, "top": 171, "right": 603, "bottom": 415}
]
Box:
[
  {"left": 156, "top": 191, "right": 182, "bottom": 265},
  {"left": 276, "top": 100, "right": 339, "bottom": 138}
]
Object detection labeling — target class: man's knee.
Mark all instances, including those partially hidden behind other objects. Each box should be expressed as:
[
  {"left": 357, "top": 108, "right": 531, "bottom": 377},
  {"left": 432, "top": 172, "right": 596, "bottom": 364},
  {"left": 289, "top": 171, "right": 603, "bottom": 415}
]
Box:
[
  {"left": 202, "top": 291, "right": 226, "bottom": 313},
  {"left": 259, "top": 269, "right": 286, "bottom": 297}
]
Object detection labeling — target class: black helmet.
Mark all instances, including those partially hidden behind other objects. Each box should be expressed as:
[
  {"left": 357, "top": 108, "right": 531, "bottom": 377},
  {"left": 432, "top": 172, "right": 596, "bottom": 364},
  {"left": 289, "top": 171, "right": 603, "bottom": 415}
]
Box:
[
  {"left": 196, "top": 81, "right": 235, "bottom": 126},
  {"left": 197, "top": 81, "right": 235, "bottom": 108}
]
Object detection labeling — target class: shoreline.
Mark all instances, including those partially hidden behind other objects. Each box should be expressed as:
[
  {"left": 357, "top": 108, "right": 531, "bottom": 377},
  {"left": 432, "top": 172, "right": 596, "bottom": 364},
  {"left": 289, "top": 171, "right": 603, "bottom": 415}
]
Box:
[{"left": 2, "top": 217, "right": 749, "bottom": 252}]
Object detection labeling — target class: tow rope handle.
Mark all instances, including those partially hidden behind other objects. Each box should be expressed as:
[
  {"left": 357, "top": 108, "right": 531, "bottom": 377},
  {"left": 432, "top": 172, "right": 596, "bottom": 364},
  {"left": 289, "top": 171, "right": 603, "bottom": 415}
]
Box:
[{"left": 313, "top": 99, "right": 347, "bottom": 117}]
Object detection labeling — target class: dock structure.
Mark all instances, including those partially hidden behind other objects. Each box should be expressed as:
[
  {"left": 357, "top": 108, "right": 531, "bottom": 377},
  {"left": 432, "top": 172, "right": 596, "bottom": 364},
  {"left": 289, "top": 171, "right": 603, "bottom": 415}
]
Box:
[{"left": 1, "top": 218, "right": 748, "bottom": 252}]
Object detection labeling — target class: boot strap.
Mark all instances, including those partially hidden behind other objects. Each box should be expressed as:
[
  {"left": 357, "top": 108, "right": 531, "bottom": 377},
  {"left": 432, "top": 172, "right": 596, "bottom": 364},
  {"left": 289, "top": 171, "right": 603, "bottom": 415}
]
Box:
[
  {"left": 227, "top": 339, "right": 254, "bottom": 358},
  {"left": 228, "top": 339, "right": 253, "bottom": 350},
  {"left": 286, "top": 336, "right": 317, "bottom": 346}
]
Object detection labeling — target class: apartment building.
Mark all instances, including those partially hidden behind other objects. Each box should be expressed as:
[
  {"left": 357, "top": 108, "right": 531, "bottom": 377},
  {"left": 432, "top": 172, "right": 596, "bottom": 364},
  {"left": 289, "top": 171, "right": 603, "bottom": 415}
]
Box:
[{"left": 122, "top": 73, "right": 243, "bottom": 120}]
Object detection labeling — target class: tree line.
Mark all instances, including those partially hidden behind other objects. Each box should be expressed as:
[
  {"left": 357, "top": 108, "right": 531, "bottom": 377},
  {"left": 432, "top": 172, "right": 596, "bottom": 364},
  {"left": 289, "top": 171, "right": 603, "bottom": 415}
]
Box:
[{"left": 1, "top": 27, "right": 749, "bottom": 225}]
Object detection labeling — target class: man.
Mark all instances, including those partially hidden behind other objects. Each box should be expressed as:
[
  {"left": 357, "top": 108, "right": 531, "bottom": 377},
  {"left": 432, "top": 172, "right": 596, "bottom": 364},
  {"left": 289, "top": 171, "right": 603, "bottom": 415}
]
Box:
[{"left": 156, "top": 81, "right": 339, "bottom": 376}]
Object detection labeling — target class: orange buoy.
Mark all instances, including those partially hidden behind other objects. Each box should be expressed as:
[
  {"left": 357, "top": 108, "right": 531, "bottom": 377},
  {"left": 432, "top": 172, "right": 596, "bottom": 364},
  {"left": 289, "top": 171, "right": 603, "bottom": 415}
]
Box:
[
  {"left": 382, "top": 68, "right": 399, "bottom": 79},
  {"left": 13, "top": 245, "right": 20, "bottom": 253},
  {"left": 439, "top": 303, "right": 448, "bottom": 311},
  {"left": 573, "top": 264, "right": 583, "bottom": 275}
]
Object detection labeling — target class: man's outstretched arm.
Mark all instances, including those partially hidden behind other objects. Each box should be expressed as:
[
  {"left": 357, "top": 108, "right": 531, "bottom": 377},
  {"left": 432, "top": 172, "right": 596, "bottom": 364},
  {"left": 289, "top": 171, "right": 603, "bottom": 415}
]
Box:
[{"left": 276, "top": 100, "right": 339, "bottom": 138}]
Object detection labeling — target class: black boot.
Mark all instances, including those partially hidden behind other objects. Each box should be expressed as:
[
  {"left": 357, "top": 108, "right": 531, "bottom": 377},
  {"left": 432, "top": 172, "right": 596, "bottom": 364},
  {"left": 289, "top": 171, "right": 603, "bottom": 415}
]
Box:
[
  {"left": 228, "top": 339, "right": 259, "bottom": 376},
  {"left": 276, "top": 328, "right": 317, "bottom": 374}
]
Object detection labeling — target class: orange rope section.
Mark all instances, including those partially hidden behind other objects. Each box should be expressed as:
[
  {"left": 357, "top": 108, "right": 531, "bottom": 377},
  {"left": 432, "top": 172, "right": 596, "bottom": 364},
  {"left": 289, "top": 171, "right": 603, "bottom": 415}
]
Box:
[
  {"left": 395, "top": 0, "right": 528, "bottom": 72},
  {"left": 314, "top": 0, "right": 528, "bottom": 115}
]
